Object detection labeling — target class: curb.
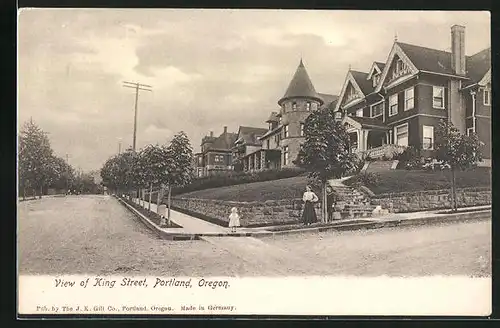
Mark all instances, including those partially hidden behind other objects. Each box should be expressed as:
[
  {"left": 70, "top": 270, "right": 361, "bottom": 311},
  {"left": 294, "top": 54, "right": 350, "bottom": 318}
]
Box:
[
  {"left": 115, "top": 197, "right": 199, "bottom": 241},
  {"left": 255, "top": 209, "right": 491, "bottom": 237}
]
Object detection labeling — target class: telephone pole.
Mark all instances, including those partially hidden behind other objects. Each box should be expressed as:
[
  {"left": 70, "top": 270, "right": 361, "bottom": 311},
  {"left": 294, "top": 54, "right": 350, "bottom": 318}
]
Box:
[{"left": 122, "top": 81, "right": 152, "bottom": 151}]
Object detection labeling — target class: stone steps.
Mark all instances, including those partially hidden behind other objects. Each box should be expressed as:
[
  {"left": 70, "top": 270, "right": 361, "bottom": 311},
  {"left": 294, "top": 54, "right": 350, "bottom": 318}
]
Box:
[{"left": 328, "top": 181, "right": 376, "bottom": 219}]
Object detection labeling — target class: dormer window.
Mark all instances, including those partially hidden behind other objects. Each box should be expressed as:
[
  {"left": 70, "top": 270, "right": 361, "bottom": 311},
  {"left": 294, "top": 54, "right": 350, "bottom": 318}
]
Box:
[
  {"left": 372, "top": 73, "right": 380, "bottom": 87},
  {"left": 356, "top": 108, "right": 363, "bottom": 117},
  {"left": 346, "top": 85, "right": 358, "bottom": 103},
  {"left": 306, "top": 102, "right": 311, "bottom": 111},
  {"left": 292, "top": 102, "right": 297, "bottom": 111}
]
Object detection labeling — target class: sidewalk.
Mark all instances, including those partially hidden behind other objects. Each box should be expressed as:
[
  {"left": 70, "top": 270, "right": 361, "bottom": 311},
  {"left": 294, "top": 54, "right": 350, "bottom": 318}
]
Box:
[{"left": 124, "top": 197, "right": 490, "bottom": 239}]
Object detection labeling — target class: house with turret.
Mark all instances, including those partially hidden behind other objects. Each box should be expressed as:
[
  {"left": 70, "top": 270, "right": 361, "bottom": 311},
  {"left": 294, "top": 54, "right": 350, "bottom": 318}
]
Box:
[{"left": 237, "top": 59, "right": 338, "bottom": 172}]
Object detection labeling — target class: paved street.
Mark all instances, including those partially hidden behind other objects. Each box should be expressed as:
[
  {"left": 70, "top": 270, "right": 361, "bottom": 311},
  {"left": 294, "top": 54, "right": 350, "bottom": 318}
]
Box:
[{"left": 18, "top": 195, "right": 491, "bottom": 277}]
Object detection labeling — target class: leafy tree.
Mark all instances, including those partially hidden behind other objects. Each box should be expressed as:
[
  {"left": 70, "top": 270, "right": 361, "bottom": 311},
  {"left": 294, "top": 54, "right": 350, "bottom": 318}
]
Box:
[
  {"left": 294, "top": 108, "right": 359, "bottom": 222},
  {"left": 434, "top": 119, "right": 483, "bottom": 212},
  {"left": 18, "top": 119, "right": 55, "bottom": 199},
  {"left": 163, "top": 132, "right": 194, "bottom": 225},
  {"left": 137, "top": 144, "right": 169, "bottom": 211}
]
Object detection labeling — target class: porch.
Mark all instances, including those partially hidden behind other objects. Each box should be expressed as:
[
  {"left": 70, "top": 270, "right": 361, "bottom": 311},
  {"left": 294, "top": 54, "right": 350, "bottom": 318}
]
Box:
[
  {"left": 243, "top": 149, "right": 281, "bottom": 172},
  {"left": 342, "top": 116, "right": 405, "bottom": 158}
]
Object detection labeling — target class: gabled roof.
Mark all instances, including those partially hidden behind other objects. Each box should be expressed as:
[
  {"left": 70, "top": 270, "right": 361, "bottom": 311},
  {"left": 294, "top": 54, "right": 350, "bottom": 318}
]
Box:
[
  {"left": 464, "top": 47, "right": 491, "bottom": 86},
  {"left": 266, "top": 111, "right": 279, "bottom": 123},
  {"left": 209, "top": 131, "right": 238, "bottom": 151},
  {"left": 350, "top": 70, "right": 375, "bottom": 95},
  {"left": 318, "top": 93, "right": 339, "bottom": 109},
  {"left": 278, "top": 59, "right": 323, "bottom": 105},
  {"left": 396, "top": 42, "right": 457, "bottom": 76},
  {"left": 235, "top": 126, "right": 268, "bottom": 146},
  {"left": 334, "top": 70, "right": 368, "bottom": 111},
  {"left": 367, "top": 62, "right": 385, "bottom": 80}
]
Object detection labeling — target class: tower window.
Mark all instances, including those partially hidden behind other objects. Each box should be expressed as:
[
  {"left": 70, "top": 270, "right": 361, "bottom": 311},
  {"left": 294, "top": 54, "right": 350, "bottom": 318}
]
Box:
[
  {"left": 292, "top": 102, "right": 297, "bottom": 111},
  {"left": 306, "top": 102, "right": 311, "bottom": 111}
]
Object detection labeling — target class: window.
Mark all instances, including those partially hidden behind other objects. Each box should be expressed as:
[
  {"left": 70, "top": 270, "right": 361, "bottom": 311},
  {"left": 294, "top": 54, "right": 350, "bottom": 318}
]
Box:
[
  {"left": 356, "top": 108, "right": 363, "bottom": 117},
  {"left": 404, "top": 87, "right": 414, "bottom": 110},
  {"left": 433, "top": 86, "right": 445, "bottom": 109},
  {"left": 467, "top": 127, "right": 474, "bottom": 136},
  {"left": 292, "top": 102, "right": 297, "bottom": 111},
  {"left": 372, "top": 73, "right": 380, "bottom": 87},
  {"left": 284, "top": 125, "right": 289, "bottom": 138},
  {"left": 422, "top": 125, "right": 434, "bottom": 150},
  {"left": 370, "top": 102, "right": 383, "bottom": 118},
  {"left": 395, "top": 123, "right": 408, "bottom": 147},
  {"left": 483, "top": 88, "right": 491, "bottom": 106},
  {"left": 389, "top": 94, "right": 398, "bottom": 116},
  {"left": 266, "top": 139, "right": 270, "bottom": 149},
  {"left": 306, "top": 102, "right": 311, "bottom": 111},
  {"left": 283, "top": 146, "right": 289, "bottom": 166},
  {"left": 300, "top": 123, "right": 305, "bottom": 136},
  {"left": 214, "top": 155, "right": 224, "bottom": 163}
]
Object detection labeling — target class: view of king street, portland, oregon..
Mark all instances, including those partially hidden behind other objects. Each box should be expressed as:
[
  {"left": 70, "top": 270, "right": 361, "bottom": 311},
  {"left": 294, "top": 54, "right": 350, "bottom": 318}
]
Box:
[{"left": 18, "top": 9, "right": 491, "bottom": 283}]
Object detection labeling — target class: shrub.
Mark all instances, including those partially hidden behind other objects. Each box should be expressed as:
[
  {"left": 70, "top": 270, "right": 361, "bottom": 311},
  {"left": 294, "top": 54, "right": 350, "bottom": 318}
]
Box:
[
  {"left": 344, "top": 172, "right": 381, "bottom": 189},
  {"left": 172, "top": 168, "right": 306, "bottom": 195},
  {"left": 394, "top": 146, "right": 422, "bottom": 169}
]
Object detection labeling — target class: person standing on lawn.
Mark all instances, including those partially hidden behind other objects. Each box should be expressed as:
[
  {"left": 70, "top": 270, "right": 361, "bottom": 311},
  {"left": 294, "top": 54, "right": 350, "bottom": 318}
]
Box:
[
  {"left": 302, "top": 185, "right": 319, "bottom": 225},
  {"left": 228, "top": 207, "right": 241, "bottom": 233}
]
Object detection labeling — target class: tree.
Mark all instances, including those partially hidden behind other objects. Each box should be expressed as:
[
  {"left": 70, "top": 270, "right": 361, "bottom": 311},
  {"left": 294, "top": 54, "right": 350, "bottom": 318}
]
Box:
[
  {"left": 163, "top": 132, "right": 194, "bottom": 225},
  {"left": 434, "top": 119, "right": 483, "bottom": 212},
  {"left": 18, "top": 119, "right": 55, "bottom": 199},
  {"left": 137, "top": 144, "right": 168, "bottom": 211},
  {"left": 294, "top": 108, "right": 359, "bottom": 223}
]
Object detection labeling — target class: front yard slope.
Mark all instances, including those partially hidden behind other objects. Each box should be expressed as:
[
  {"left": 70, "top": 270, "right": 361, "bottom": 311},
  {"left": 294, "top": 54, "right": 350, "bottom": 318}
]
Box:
[{"left": 175, "top": 175, "right": 309, "bottom": 202}]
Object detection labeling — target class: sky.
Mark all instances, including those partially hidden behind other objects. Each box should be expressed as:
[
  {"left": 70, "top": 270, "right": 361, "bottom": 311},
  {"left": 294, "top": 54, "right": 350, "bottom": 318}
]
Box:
[{"left": 18, "top": 9, "right": 491, "bottom": 172}]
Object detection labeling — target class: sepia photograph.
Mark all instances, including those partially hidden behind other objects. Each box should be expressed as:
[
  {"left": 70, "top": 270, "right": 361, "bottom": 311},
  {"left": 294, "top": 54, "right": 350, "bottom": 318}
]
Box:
[{"left": 17, "top": 9, "right": 491, "bottom": 316}]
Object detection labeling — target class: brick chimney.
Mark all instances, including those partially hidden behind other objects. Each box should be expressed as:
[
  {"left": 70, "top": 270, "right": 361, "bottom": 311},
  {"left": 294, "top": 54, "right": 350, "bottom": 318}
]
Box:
[
  {"left": 210, "top": 131, "right": 214, "bottom": 137},
  {"left": 223, "top": 126, "right": 227, "bottom": 134},
  {"left": 451, "top": 25, "right": 466, "bottom": 75}
]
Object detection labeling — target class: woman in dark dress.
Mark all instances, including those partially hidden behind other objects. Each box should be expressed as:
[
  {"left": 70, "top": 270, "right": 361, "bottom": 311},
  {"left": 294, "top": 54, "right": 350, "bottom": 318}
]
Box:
[{"left": 301, "top": 185, "right": 319, "bottom": 225}]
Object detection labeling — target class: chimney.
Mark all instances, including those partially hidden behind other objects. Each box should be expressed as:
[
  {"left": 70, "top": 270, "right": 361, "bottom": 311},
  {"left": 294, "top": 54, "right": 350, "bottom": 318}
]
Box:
[
  {"left": 451, "top": 25, "right": 466, "bottom": 75},
  {"left": 223, "top": 126, "right": 227, "bottom": 134},
  {"left": 210, "top": 131, "right": 214, "bottom": 138}
]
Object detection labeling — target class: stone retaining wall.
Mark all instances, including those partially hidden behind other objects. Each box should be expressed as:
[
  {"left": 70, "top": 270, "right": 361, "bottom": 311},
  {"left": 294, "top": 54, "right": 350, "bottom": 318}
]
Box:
[
  {"left": 172, "top": 197, "right": 321, "bottom": 227},
  {"left": 370, "top": 188, "right": 491, "bottom": 213}
]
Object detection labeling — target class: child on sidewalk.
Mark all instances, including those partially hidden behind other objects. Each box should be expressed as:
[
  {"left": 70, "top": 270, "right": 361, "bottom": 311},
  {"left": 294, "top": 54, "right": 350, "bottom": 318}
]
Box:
[{"left": 228, "top": 207, "right": 241, "bottom": 233}]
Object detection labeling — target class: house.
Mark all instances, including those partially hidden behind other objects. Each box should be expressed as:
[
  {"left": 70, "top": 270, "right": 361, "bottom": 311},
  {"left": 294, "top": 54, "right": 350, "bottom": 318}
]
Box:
[
  {"left": 231, "top": 126, "right": 268, "bottom": 171},
  {"left": 194, "top": 126, "right": 238, "bottom": 177},
  {"left": 335, "top": 25, "right": 491, "bottom": 162},
  {"left": 239, "top": 59, "right": 338, "bottom": 172}
]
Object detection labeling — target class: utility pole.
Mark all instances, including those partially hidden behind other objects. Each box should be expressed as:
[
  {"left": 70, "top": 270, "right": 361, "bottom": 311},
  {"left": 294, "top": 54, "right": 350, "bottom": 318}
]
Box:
[
  {"left": 65, "top": 154, "right": 70, "bottom": 195},
  {"left": 118, "top": 138, "right": 122, "bottom": 154},
  {"left": 122, "top": 81, "right": 152, "bottom": 152}
]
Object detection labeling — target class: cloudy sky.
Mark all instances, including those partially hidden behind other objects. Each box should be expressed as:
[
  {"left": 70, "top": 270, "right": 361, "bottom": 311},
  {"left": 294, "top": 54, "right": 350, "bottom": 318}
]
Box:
[{"left": 18, "top": 9, "right": 490, "bottom": 171}]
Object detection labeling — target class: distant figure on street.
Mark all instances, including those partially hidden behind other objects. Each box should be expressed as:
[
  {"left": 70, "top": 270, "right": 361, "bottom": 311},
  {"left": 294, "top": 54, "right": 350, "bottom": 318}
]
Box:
[
  {"left": 228, "top": 207, "right": 241, "bottom": 233},
  {"left": 302, "top": 185, "right": 319, "bottom": 225}
]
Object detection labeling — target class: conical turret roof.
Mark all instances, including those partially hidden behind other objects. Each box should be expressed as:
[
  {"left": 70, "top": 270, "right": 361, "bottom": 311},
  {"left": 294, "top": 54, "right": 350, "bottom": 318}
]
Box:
[{"left": 278, "top": 59, "right": 323, "bottom": 105}]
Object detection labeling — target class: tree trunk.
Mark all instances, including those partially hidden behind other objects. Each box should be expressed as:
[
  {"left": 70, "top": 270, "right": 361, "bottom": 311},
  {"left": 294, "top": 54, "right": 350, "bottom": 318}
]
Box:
[
  {"left": 22, "top": 186, "right": 26, "bottom": 201},
  {"left": 39, "top": 185, "right": 43, "bottom": 199},
  {"left": 451, "top": 168, "right": 457, "bottom": 212},
  {"left": 167, "top": 185, "right": 172, "bottom": 225},
  {"left": 156, "top": 185, "right": 163, "bottom": 210},
  {"left": 148, "top": 183, "right": 152, "bottom": 211},
  {"left": 322, "top": 182, "right": 327, "bottom": 223},
  {"left": 324, "top": 183, "right": 328, "bottom": 223}
]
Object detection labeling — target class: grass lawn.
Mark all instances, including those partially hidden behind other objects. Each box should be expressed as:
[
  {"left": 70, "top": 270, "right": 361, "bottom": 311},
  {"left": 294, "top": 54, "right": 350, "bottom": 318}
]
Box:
[
  {"left": 345, "top": 167, "right": 491, "bottom": 195},
  {"left": 176, "top": 175, "right": 310, "bottom": 202}
]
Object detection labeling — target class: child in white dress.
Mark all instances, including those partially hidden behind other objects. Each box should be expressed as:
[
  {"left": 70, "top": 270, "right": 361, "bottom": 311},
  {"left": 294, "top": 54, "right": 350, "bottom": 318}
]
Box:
[{"left": 228, "top": 207, "right": 241, "bottom": 233}]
